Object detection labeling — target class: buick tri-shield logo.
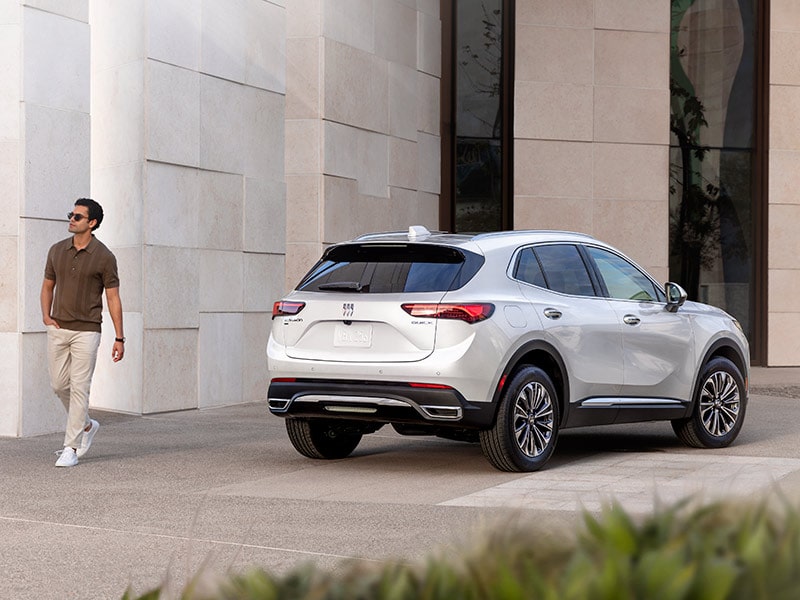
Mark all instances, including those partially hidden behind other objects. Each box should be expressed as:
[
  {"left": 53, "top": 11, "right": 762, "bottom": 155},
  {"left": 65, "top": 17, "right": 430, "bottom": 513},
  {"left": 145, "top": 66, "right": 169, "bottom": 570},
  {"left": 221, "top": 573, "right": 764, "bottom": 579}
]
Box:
[{"left": 343, "top": 302, "right": 354, "bottom": 317}]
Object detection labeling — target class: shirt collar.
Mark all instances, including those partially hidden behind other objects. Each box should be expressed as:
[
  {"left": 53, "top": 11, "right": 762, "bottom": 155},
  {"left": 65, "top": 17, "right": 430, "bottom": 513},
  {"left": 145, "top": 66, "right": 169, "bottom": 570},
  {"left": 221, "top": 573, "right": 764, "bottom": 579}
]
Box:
[{"left": 69, "top": 235, "right": 97, "bottom": 253}]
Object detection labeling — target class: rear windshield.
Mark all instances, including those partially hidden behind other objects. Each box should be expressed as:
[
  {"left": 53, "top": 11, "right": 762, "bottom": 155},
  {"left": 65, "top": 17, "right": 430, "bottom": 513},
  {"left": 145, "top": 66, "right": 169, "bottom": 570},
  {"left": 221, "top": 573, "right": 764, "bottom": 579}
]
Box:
[{"left": 296, "top": 243, "right": 484, "bottom": 293}]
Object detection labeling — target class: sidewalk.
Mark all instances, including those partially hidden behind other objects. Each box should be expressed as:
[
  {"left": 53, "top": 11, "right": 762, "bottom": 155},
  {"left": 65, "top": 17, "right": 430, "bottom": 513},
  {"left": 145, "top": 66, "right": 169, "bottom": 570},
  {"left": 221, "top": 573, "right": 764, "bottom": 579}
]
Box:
[
  {"left": 750, "top": 366, "right": 800, "bottom": 396},
  {"left": 2, "top": 369, "right": 799, "bottom": 599}
]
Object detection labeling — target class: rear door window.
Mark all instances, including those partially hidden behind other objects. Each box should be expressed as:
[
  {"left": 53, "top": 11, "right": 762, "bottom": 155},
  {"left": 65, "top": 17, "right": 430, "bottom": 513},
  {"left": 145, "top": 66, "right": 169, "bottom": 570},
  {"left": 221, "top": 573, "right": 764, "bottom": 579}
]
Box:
[
  {"left": 531, "top": 244, "right": 596, "bottom": 297},
  {"left": 297, "top": 244, "right": 483, "bottom": 293}
]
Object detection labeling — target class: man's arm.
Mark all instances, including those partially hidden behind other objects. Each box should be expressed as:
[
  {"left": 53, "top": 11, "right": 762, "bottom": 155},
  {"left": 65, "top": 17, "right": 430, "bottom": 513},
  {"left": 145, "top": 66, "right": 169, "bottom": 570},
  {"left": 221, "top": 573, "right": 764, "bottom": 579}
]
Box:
[
  {"left": 40, "top": 278, "right": 59, "bottom": 328},
  {"left": 106, "top": 286, "right": 125, "bottom": 362}
]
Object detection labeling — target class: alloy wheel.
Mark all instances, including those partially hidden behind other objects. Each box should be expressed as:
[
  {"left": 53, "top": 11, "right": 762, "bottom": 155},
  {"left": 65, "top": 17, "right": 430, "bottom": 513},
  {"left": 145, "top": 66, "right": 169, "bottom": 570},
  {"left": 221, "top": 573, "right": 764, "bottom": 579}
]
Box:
[
  {"left": 513, "top": 381, "right": 554, "bottom": 457},
  {"left": 699, "top": 371, "right": 740, "bottom": 437}
]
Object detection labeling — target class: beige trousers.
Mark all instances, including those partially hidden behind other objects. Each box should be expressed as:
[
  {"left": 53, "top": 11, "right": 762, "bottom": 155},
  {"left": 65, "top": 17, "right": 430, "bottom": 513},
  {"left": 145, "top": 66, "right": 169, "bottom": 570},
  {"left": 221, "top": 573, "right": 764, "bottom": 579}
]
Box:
[{"left": 46, "top": 326, "right": 101, "bottom": 449}]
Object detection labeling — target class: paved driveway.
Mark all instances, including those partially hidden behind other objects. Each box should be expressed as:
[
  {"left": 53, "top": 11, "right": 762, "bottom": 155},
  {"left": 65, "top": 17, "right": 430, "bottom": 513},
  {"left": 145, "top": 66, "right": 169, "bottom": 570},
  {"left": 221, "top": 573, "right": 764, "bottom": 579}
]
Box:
[{"left": 2, "top": 390, "right": 799, "bottom": 599}]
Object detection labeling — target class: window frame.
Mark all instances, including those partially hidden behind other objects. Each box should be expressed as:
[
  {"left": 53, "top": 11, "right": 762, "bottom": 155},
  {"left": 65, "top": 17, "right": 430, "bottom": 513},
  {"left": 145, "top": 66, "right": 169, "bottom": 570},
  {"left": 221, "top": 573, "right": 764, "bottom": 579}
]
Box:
[{"left": 511, "top": 242, "right": 666, "bottom": 303}]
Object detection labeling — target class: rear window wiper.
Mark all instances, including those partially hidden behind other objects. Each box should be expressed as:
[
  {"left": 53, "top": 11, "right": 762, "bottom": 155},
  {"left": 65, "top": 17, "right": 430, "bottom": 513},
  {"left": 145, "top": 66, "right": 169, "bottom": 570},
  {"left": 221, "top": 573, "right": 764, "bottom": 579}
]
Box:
[{"left": 317, "top": 281, "right": 368, "bottom": 292}]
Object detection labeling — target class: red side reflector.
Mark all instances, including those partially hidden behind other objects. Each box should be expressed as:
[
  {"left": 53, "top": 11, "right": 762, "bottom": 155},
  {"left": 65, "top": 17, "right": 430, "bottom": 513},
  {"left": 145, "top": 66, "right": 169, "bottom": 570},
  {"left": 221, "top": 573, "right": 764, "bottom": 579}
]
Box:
[
  {"left": 270, "top": 377, "right": 297, "bottom": 384},
  {"left": 497, "top": 374, "right": 507, "bottom": 392},
  {"left": 408, "top": 382, "right": 453, "bottom": 389},
  {"left": 401, "top": 303, "right": 494, "bottom": 324},
  {"left": 272, "top": 301, "right": 305, "bottom": 319}
]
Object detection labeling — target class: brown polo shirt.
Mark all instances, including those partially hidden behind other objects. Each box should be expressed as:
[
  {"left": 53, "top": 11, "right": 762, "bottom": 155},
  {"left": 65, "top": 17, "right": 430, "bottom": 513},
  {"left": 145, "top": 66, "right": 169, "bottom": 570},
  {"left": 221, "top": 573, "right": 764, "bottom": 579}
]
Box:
[{"left": 44, "top": 235, "right": 120, "bottom": 332}]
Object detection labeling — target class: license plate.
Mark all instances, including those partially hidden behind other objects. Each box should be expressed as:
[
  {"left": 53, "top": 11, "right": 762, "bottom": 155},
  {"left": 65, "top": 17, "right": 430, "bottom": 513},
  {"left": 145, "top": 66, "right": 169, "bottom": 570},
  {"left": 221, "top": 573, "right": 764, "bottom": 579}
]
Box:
[{"left": 334, "top": 323, "right": 373, "bottom": 348}]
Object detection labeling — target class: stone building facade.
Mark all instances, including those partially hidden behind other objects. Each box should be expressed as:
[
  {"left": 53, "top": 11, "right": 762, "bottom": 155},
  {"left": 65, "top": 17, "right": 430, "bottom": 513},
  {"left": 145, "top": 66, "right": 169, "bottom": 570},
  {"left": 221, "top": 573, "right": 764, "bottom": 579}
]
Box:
[{"left": 1, "top": 0, "right": 797, "bottom": 437}]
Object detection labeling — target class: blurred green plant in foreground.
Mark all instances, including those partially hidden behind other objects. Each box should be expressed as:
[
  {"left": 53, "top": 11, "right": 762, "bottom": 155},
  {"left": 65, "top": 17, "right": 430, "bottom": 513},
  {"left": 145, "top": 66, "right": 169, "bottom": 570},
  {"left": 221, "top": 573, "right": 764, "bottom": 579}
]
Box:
[{"left": 125, "top": 498, "right": 800, "bottom": 600}]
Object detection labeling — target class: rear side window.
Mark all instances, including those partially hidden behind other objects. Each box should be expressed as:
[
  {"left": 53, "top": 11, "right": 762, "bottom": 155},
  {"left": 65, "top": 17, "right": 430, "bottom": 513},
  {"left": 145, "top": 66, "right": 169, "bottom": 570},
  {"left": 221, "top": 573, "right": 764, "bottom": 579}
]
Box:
[
  {"left": 297, "top": 244, "right": 484, "bottom": 293},
  {"left": 531, "top": 244, "right": 596, "bottom": 297},
  {"left": 514, "top": 248, "right": 546, "bottom": 287}
]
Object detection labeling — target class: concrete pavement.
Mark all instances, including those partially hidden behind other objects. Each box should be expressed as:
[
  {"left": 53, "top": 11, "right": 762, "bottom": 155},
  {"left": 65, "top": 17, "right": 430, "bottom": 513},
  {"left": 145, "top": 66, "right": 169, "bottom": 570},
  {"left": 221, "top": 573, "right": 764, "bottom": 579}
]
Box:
[{"left": 2, "top": 367, "right": 800, "bottom": 598}]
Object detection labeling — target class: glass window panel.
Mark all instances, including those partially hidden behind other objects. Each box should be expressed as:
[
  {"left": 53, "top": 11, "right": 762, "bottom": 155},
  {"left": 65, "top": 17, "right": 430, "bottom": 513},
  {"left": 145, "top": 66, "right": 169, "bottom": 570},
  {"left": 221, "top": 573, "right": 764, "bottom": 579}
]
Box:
[
  {"left": 455, "top": 0, "right": 503, "bottom": 233},
  {"left": 514, "top": 248, "right": 546, "bottom": 287},
  {"left": 297, "top": 245, "right": 482, "bottom": 293},
  {"left": 587, "top": 247, "right": 659, "bottom": 302},
  {"left": 669, "top": 0, "right": 758, "bottom": 342},
  {"left": 534, "top": 245, "right": 595, "bottom": 297}
]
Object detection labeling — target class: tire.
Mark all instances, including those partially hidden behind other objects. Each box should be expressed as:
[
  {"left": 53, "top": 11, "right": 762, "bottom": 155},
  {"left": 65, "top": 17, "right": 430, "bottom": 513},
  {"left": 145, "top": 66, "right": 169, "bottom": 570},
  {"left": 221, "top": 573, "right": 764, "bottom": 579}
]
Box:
[
  {"left": 480, "top": 366, "right": 560, "bottom": 472},
  {"left": 285, "top": 418, "right": 363, "bottom": 459},
  {"left": 672, "top": 357, "right": 747, "bottom": 449}
]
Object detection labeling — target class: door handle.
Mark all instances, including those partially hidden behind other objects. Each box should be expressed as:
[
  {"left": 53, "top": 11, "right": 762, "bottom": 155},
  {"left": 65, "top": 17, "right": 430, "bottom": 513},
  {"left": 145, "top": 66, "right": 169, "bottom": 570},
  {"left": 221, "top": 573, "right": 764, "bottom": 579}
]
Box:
[
  {"left": 543, "top": 308, "right": 562, "bottom": 320},
  {"left": 623, "top": 314, "right": 641, "bottom": 326}
]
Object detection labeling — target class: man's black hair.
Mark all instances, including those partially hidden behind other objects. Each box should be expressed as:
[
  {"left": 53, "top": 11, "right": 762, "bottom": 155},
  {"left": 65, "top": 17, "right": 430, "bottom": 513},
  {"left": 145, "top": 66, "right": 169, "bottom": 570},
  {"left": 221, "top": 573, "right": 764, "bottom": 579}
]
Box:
[{"left": 75, "top": 198, "right": 104, "bottom": 231}]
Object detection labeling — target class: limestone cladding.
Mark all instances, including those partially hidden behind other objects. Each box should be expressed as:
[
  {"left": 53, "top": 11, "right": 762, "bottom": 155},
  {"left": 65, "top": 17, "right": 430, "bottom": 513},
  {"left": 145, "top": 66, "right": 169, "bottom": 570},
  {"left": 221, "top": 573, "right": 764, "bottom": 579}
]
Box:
[
  {"left": 513, "top": 0, "right": 669, "bottom": 282},
  {"left": 284, "top": 0, "right": 442, "bottom": 289},
  {"left": 0, "top": 4, "right": 91, "bottom": 436},
  {"left": 83, "top": 0, "right": 286, "bottom": 416},
  {"left": 769, "top": 0, "right": 800, "bottom": 365}
]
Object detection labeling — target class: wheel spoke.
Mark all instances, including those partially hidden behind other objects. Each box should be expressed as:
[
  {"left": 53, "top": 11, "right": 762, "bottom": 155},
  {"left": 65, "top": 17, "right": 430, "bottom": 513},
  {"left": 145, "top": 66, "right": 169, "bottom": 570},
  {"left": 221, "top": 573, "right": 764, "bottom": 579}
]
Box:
[
  {"left": 532, "top": 421, "right": 552, "bottom": 454},
  {"left": 515, "top": 422, "right": 530, "bottom": 450},
  {"left": 526, "top": 427, "right": 538, "bottom": 456},
  {"left": 718, "top": 379, "right": 737, "bottom": 402},
  {"left": 710, "top": 411, "right": 722, "bottom": 436},
  {"left": 718, "top": 404, "right": 739, "bottom": 427}
]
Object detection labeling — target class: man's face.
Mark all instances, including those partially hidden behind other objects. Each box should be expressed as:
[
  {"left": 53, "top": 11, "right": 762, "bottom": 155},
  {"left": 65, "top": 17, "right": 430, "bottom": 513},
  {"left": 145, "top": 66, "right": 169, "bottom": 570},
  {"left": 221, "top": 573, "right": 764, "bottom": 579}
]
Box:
[{"left": 68, "top": 206, "right": 94, "bottom": 234}]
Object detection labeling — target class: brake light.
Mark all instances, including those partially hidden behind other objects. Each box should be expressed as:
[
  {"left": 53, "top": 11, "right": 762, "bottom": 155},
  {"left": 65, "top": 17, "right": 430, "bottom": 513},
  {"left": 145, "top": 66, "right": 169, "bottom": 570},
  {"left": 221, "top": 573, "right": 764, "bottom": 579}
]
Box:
[
  {"left": 272, "top": 301, "right": 305, "bottom": 319},
  {"left": 401, "top": 303, "right": 494, "bottom": 324}
]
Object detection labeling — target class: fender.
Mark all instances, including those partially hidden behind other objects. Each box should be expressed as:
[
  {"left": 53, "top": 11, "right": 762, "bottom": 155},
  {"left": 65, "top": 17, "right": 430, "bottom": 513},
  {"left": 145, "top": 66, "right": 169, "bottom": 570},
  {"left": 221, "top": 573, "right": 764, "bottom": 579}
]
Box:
[
  {"left": 688, "top": 337, "right": 750, "bottom": 408},
  {"left": 489, "top": 339, "right": 571, "bottom": 427}
]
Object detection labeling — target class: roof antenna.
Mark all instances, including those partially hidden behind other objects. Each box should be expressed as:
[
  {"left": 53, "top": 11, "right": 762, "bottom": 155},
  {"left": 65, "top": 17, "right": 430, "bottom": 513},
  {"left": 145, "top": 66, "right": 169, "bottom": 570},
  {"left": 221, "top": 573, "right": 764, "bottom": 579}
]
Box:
[{"left": 408, "top": 225, "right": 431, "bottom": 239}]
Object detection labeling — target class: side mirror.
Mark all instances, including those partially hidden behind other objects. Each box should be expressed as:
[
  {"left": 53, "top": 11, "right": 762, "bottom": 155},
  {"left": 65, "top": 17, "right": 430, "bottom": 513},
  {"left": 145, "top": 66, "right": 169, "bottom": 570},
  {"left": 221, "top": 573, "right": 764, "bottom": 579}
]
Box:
[{"left": 664, "top": 282, "right": 687, "bottom": 313}]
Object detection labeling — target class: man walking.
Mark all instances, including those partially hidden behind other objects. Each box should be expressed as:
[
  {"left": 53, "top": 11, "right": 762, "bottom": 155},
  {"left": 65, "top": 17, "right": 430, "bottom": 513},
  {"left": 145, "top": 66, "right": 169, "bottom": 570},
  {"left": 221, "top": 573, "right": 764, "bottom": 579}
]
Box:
[{"left": 40, "top": 198, "right": 125, "bottom": 467}]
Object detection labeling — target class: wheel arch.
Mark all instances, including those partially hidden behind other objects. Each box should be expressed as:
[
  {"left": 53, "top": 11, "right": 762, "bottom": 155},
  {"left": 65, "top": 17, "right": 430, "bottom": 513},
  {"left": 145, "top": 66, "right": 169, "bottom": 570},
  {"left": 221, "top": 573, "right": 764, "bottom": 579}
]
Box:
[
  {"left": 490, "top": 340, "right": 570, "bottom": 428},
  {"left": 693, "top": 338, "right": 750, "bottom": 401}
]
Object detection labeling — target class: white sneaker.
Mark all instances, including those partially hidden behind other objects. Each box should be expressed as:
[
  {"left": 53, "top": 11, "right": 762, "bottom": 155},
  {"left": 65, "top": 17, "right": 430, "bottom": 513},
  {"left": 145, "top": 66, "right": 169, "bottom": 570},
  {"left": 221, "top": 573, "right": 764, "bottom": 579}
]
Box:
[
  {"left": 55, "top": 447, "right": 78, "bottom": 467},
  {"left": 77, "top": 419, "right": 99, "bottom": 458}
]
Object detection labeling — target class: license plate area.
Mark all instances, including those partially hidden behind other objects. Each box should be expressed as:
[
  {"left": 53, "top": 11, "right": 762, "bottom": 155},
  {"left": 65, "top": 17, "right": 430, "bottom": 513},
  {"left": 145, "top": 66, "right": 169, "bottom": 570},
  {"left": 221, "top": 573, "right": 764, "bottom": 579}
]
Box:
[{"left": 334, "top": 323, "right": 373, "bottom": 348}]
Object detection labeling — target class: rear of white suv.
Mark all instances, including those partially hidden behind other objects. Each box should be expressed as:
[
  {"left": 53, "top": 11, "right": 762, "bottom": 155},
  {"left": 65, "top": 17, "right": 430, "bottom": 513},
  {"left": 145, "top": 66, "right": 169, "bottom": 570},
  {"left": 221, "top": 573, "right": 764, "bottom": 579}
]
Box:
[
  {"left": 268, "top": 227, "right": 750, "bottom": 472},
  {"left": 267, "top": 232, "right": 507, "bottom": 440}
]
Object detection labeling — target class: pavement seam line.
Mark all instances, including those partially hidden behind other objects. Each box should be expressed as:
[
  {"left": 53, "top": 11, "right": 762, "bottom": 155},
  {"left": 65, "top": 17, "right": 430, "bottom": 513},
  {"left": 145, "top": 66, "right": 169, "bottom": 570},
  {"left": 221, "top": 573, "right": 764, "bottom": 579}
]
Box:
[{"left": 0, "top": 515, "right": 379, "bottom": 562}]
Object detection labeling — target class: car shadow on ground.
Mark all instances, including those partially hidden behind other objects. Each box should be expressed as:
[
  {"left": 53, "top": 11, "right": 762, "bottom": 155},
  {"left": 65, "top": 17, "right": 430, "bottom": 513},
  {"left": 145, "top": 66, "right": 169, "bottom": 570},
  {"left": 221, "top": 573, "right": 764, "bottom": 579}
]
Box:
[{"left": 345, "top": 422, "right": 684, "bottom": 474}]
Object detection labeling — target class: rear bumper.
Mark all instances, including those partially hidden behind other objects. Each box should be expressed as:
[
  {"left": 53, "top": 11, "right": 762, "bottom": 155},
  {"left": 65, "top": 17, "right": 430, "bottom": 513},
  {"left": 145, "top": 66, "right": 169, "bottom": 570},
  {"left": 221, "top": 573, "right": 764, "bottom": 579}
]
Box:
[{"left": 268, "top": 379, "right": 495, "bottom": 429}]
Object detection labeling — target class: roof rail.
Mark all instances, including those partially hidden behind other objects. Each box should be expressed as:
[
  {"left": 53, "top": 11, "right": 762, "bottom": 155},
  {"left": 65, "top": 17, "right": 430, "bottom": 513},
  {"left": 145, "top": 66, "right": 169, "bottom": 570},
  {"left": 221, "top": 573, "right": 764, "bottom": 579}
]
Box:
[
  {"left": 472, "top": 229, "right": 596, "bottom": 241},
  {"left": 353, "top": 225, "right": 446, "bottom": 241},
  {"left": 352, "top": 230, "right": 404, "bottom": 241}
]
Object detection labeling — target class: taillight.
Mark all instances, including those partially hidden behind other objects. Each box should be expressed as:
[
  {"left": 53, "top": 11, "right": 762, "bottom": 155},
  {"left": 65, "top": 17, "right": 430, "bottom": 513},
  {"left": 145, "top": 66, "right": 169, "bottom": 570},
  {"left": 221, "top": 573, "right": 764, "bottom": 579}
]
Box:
[
  {"left": 272, "top": 301, "right": 305, "bottom": 319},
  {"left": 401, "top": 303, "right": 494, "bottom": 324}
]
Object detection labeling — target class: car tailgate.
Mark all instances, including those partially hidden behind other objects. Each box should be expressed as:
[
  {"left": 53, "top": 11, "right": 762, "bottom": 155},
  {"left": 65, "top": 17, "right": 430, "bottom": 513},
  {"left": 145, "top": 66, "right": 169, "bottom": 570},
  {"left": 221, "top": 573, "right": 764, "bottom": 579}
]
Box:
[{"left": 280, "top": 292, "right": 445, "bottom": 362}]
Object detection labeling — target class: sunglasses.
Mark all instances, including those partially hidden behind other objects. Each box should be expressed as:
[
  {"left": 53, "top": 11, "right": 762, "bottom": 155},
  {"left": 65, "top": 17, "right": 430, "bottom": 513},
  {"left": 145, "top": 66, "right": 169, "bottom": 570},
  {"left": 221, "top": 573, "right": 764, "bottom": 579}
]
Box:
[{"left": 67, "top": 212, "right": 91, "bottom": 222}]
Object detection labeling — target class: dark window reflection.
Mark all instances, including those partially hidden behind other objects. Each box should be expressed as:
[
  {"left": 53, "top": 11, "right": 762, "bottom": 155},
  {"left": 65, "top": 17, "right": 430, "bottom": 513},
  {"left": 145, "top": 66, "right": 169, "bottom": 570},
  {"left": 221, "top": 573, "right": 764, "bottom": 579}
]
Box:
[
  {"left": 455, "top": 0, "right": 503, "bottom": 233},
  {"left": 669, "top": 0, "right": 758, "bottom": 342}
]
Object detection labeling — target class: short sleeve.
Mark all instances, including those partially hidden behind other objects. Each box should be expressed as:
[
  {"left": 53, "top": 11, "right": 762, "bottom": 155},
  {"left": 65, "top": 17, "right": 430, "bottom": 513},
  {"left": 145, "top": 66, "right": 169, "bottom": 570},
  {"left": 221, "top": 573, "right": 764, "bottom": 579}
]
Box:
[
  {"left": 44, "top": 245, "right": 56, "bottom": 281},
  {"left": 102, "top": 251, "right": 120, "bottom": 289}
]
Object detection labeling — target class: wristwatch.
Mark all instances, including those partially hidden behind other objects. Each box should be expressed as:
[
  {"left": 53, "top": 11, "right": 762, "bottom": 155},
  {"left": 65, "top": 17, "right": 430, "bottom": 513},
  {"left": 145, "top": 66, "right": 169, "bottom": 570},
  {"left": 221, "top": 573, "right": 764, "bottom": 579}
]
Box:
[{"left": 115, "top": 337, "right": 126, "bottom": 343}]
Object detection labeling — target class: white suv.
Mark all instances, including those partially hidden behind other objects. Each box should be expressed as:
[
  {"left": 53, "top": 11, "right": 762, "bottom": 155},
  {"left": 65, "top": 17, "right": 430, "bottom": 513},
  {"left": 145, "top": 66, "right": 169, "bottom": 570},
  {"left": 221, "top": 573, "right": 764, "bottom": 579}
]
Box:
[{"left": 267, "top": 227, "right": 749, "bottom": 472}]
